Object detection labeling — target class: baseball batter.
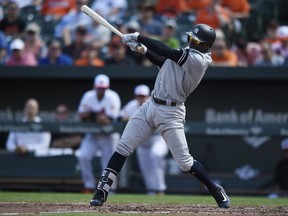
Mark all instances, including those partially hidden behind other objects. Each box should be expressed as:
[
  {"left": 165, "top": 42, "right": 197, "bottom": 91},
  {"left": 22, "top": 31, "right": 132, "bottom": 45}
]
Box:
[
  {"left": 76, "top": 74, "right": 121, "bottom": 193},
  {"left": 90, "top": 24, "right": 230, "bottom": 208},
  {"left": 120, "top": 84, "right": 168, "bottom": 195}
]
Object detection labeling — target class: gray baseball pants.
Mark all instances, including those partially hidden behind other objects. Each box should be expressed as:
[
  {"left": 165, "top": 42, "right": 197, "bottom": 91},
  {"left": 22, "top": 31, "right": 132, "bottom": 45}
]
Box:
[{"left": 115, "top": 98, "right": 194, "bottom": 172}]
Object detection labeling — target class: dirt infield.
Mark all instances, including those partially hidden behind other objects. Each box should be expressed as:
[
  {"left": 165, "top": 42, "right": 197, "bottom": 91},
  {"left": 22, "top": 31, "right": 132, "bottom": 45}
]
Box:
[{"left": 0, "top": 202, "right": 287, "bottom": 215}]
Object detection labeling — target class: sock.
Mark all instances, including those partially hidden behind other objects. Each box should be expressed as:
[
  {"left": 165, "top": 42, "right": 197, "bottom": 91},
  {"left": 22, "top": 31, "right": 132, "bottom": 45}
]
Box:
[
  {"left": 107, "top": 151, "right": 127, "bottom": 173},
  {"left": 189, "top": 160, "right": 216, "bottom": 191}
]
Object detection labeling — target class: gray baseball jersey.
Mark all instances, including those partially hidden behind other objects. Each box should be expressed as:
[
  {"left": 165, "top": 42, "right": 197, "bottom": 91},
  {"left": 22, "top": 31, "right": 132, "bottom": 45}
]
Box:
[{"left": 152, "top": 47, "right": 212, "bottom": 103}]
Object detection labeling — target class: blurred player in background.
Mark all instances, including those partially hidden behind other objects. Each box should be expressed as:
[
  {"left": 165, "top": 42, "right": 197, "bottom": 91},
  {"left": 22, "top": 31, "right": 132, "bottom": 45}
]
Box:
[
  {"left": 120, "top": 84, "right": 168, "bottom": 195},
  {"left": 76, "top": 74, "right": 121, "bottom": 193},
  {"left": 50, "top": 103, "right": 82, "bottom": 150}
]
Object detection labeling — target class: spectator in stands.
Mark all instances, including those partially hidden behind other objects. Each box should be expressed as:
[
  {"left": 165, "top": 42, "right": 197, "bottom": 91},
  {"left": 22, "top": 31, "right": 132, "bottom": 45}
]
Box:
[
  {"left": 273, "top": 26, "right": 288, "bottom": 58},
  {"left": 0, "top": 30, "right": 8, "bottom": 64},
  {"left": 38, "top": 39, "right": 73, "bottom": 66},
  {"left": 41, "top": 0, "right": 76, "bottom": 21},
  {"left": 23, "top": 22, "right": 45, "bottom": 60},
  {"left": 85, "top": 20, "right": 112, "bottom": 51},
  {"left": 220, "top": 0, "right": 250, "bottom": 19},
  {"left": 6, "top": 38, "right": 38, "bottom": 66},
  {"left": 261, "top": 20, "right": 280, "bottom": 49},
  {"left": 194, "top": 0, "right": 232, "bottom": 40},
  {"left": 186, "top": 0, "right": 211, "bottom": 13},
  {"left": 262, "top": 22, "right": 288, "bottom": 60},
  {"left": 220, "top": 0, "right": 250, "bottom": 41},
  {"left": 62, "top": 25, "right": 88, "bottom": 60},
  {"left": 155, "top": 0, "right": 187, "bottom": 19},
  {"left": 156, "top": 19, "right": 181, "bottom": 49},
  {"left": 9, "top": 0, "right": 42, "bottom": 10},
  {"left": 254, "top": 42, "right": 284, "bottom": 67},
  {"left": 270, "top": 138, "right": 288, "bottom": 197},
  {"left": 231, "top": 38, "right": 262, "bottom": 67},
  {"left": 6, "top": 98, "right": 51, "bottom": 155},
  {"left": 134, "top": 1, "right": 164, "bottom": 38},
  {"left": 54, "top": 0, "right": 92, "bottom": 46},
  {"left": 105, "top": 36, "right": 135, "bottom": 66},
  {"left": 50, "top": 103, "right": 82, "bottom": 150},
  {"left": 211, "top": 37, "right": 238, "bottom": 67},
  {"left": 194, "top": 0, "right": 231, "bottom": 29},
  {"left": 91, "top": 0, "right": 127, "bottom": 24},
  {"left": 74, "top": 41, "right": 105, "bottom": 67},
  {"left": 0, "top": 1, "right": 26, "bottom": 41}
]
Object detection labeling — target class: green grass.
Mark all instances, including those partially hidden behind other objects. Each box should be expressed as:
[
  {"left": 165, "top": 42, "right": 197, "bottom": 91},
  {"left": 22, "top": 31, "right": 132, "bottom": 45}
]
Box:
[
  {"left": 0, "top": 192, "right": 287, "bottom": 216},
  {"left": 0, "top": 192, "right": 287, "bottom": 206}
]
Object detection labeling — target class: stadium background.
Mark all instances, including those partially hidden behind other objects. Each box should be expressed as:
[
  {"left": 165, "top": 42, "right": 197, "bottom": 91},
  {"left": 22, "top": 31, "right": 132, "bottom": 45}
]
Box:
[{"left": 0, "top": 0, "right": 288, "bottom": 195}]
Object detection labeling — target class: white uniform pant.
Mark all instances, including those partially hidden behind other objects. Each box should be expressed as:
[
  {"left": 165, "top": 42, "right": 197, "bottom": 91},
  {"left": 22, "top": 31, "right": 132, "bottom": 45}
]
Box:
[
  {"left": 76, "top": 133, "right": 119, "bottom": 190},
  {"left": 136, "top": 134, "right": 168, "bottom": 193}
]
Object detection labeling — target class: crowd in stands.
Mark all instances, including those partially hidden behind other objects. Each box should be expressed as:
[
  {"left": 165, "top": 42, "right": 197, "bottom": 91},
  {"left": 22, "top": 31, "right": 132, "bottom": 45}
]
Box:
[{"left": 0, "top": 0, "right": 288, "bottom": 67}]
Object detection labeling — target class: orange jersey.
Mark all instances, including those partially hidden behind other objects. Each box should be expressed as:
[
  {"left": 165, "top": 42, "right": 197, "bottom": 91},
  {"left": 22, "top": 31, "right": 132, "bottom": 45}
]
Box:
[
  {"left": 41, "top": 0, "right": 76, "bottom": 17},
  {"left": 221, "top": 0, "right": 250, "bottom": 13},
  {"left": 156, "top": 0, "right": 188, "bottom": 17},
  {"left": 195, "top": 7, "right": 230, "bottom": 29},
  {"left": 186, "top": 0, "right": 211, "bottom": 11},
  {"left": 212, "top": 50, "right": 238, "bottom": 66}
]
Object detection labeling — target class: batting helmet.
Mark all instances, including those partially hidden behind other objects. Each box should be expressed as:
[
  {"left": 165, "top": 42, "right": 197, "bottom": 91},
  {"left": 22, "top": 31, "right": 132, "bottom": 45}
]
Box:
[{"left": 186, "top": 24, "right": 216, "bottom": 48}]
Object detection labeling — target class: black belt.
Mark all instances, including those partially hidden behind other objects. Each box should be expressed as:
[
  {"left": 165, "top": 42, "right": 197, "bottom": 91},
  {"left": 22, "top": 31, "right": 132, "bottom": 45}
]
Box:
[{"left": 152, "top": 96, "right": 177, "bottom": 106}]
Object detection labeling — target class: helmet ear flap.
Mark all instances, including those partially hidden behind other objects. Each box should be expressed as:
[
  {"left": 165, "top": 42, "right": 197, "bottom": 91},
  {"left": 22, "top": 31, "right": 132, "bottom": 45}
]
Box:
[{"left": 187, "top": 35, "right": 191, "bottom": 43}]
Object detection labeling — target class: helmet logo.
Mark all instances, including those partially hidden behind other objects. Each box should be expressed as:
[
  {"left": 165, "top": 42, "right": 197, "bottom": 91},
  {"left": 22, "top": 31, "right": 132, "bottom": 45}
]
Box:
[{"left": 193, "top": 28, "right": 199, "bottom": 34}]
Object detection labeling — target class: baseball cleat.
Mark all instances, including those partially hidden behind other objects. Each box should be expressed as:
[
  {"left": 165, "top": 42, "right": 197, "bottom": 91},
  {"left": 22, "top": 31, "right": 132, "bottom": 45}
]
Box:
[
  {"left": 90, "top": 192, "right": 105, "bottom": 206},
  {"left": 210, "top": 184, "right": 230, "bottom": 209},
  {"left": 90, "top": 198, "right": 104, "bottom": 206}
]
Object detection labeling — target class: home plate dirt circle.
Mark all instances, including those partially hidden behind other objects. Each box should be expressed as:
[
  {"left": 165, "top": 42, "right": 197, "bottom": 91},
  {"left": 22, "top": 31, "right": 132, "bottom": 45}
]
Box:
[{"left": 0, "top": 202, "right": 287, "bottom": 215}]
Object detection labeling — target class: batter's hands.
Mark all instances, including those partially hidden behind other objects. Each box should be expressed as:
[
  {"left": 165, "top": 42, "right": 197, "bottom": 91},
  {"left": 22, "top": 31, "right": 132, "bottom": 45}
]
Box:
[
  {"left": 122, "top": 32, "right": 140, "bottom": 44},
  {"left": 127, "top": 41, "right": 147, "bottom": 54}
]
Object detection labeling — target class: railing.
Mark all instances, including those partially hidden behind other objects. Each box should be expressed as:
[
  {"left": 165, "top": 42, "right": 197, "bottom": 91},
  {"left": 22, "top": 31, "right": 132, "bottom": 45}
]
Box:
[
  {"left": 0, "top": 121, "right": 287, "bottom": 136},
  {"left": 0, "top": 121, "right": 288, "bottom": 136},
  {"left": 1, "top": 65, "right": 288, "bottom": 80}
]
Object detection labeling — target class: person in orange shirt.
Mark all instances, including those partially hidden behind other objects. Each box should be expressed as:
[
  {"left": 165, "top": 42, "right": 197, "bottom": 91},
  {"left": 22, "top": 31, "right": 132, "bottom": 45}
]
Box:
[
  {"left": 41, "top": 0, "right": 76, "bottom": 21},
  {"left": 74, "top": 41, "right": 105, "bottom": 67},
  {"left": 155, "top": 0, "right": 188, "bottom": 18},
  {"left": 219, "top": 0, "right": 250, "bottom": 42},
  {"left": 186, "top": 0, "right": 211, "bottom": 12},
  {"left": 211, "top": 38, "right": 238, "bottom": 66},
  {"left": 194, "top": 0, "right": 231, "bottom": 30},
  {"left": 220, "top": 0, "right": 250, "bottom": 19}
]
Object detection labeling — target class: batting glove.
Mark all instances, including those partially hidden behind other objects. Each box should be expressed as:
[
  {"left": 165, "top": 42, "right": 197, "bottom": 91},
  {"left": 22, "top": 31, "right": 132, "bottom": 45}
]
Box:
[
  {"left": 127, "top": 41, "right": 147, "bottom": 54},
  {"left": 122, "top": 32, "right": 140, "bottom": 44}
]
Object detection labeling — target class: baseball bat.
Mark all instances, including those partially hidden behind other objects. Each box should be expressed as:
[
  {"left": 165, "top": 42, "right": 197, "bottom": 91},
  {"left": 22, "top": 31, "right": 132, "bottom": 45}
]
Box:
[
  {"left": 81, "top": 5, "right": 144, "bottom": 53},
  {"left": 81, "top": 5, "right": 123, "bottom": 37}
]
